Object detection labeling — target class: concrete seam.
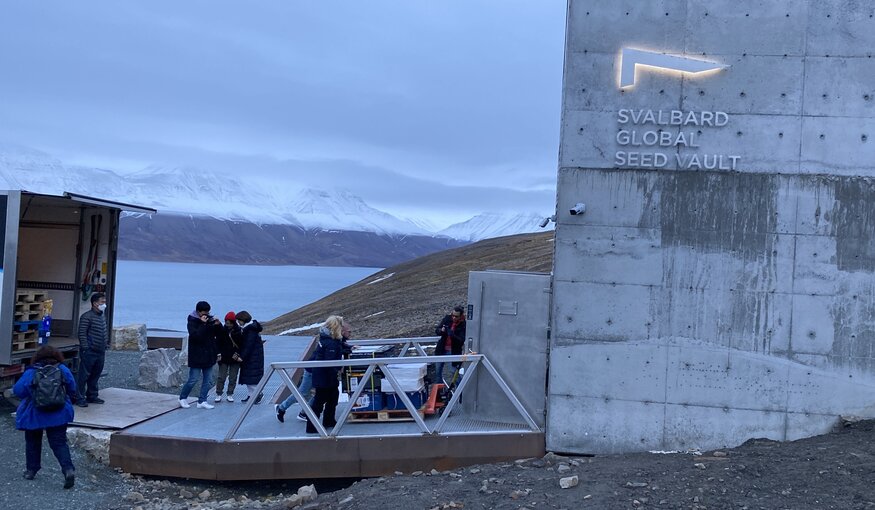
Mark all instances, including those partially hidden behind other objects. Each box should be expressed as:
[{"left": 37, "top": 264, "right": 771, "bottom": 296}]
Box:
[{"left": 551, "top": 392, "right": 836, "bottom": 418}]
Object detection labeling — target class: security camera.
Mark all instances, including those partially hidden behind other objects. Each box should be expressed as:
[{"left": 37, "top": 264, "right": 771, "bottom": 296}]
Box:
[
  {"left": 538, "top": 215, "right": 555, "bottom": 228},
  {"left": 569, "top": 203, "right": 586, "bottom": 215}
]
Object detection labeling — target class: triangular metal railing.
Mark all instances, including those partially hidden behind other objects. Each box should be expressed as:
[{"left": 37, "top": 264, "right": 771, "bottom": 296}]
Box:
[{"left": 224, "top": 338, "right": 540, "bottom": 441}]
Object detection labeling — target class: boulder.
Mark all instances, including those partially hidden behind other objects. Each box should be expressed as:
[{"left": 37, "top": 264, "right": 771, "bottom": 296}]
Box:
[
  {"left": 179, "top": 335, "right": 189, "bottom": 367},
  {"left": 67, "top": 427, "right": 112, "bottom": 464},
  {"left": 112, "top": 324, "right": 148, "bottom": 351},
  {"left": 138, "top": 348, "right": 185, "bottom": 389}
]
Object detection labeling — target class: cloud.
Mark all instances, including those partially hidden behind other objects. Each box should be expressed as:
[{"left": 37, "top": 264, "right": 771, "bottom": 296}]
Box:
[{"left": 0, "top": 0, "right": 565, "bottom": 222}]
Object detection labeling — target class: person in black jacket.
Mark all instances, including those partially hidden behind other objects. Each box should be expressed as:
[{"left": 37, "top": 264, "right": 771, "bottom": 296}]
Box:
[
  {"left": 179, "top": 301, "right": 222, "bottom": 409},
  {"left": 305, "top": 316, "right": 345, "bottom": 434},
  {"left": 214, "top": 311, "right": 243, "bottom": 403},
  {"left": 235, "top": 310, "right": 265, "bottom": 404},
  {"left": 75, "top": 292, "right": 109, "bottom": 407},
  {"left": 433, "top": 305, "right": 467, "bottom": 386}
]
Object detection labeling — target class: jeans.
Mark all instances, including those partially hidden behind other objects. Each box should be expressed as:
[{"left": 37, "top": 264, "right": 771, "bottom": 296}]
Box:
[
  {"left": 25, "top": 425, "right": 74, "bottom": 474},
  {"left": 215, "top": 363, "right": 240, "bottom": 396},
  {"left": 278, "top": 370, "right": 314, "bottom": 411},
  {"left": 434, "top": 360, "right": 460, "bottom": 386},
  {"left": 179, "top": 365, "right": 215, "bottom": 403},
  {"left": 76, "top": 350, "right": 105, "bottom": 403},
  {"left": 306, "top": 386, "right": 339, "bottom": 433}
]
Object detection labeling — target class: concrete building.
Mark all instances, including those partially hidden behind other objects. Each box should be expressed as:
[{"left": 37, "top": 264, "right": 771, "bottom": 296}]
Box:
[{"left": 548, "top": 0, "right": 875, "bottom": 454}]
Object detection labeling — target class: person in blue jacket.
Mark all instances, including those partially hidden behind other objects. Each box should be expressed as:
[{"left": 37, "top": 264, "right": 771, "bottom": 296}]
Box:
[{"left": 13, "top": 345, "right": 78, "bottom": 489}]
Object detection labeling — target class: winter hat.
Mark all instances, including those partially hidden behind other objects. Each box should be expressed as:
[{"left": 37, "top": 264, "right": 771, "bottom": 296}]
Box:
[{"left": 224, "top": 311, "right": 236, "bottom": 322}]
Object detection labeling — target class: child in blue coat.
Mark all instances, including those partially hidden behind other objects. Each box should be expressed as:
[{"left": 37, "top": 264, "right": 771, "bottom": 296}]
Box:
[{"left": 13, "top": 345, "right": 78, "bottom": 488}]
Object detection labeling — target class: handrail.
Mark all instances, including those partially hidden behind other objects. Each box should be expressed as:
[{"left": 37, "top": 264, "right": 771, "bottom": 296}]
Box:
[{"left": 224, "top": 349, "right": 540, "bottom": 441}]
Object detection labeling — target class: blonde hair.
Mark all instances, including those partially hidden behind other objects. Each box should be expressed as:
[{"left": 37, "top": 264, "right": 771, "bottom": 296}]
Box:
[{"left": 323, "top": 315, "right": 344, "bottom": 340}]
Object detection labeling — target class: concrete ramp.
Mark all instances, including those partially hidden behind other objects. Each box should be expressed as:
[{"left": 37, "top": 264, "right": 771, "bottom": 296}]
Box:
[{"left": 71, "top": 388, "right": 189, "bottom": 429}]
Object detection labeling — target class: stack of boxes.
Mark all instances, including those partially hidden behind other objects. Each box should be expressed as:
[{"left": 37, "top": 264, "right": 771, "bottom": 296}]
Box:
[
  {"left": 350, "top": 362, "right": 429, "bottom": 413},
  {"left": 381, "top": 363, "right": 428, "bottom": 411}
]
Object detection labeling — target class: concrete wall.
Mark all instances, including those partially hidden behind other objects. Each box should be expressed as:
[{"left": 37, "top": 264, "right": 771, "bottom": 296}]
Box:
[{"left": 550, "top": 0, "right": 875, "bottom": 454}]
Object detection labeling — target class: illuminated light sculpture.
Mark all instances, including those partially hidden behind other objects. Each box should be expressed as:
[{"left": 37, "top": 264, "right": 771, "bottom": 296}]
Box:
[{"left": 619, "top": 48, "right": 729, "bottom": 89}]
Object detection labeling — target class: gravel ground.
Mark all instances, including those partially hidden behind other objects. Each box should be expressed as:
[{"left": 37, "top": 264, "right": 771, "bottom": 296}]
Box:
[
  {"left": 1, "top": 351, "right": 354, "bottom": 510},
  {"left": 6, "top": 351, "right": 875, "bottom": 510}
]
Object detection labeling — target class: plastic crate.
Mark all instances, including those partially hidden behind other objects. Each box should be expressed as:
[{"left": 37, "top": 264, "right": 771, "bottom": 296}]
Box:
[
  {"left": 351, "top": 390, "right": 383, "bottom": 412},
  {"left": 383, "top": 388, "right": 427, "bottom": 411}
]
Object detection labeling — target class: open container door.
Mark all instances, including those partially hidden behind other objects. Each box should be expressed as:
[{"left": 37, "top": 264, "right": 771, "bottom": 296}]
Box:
[{"left": 0, "top": 191, "right": 21, "bottom": 365}]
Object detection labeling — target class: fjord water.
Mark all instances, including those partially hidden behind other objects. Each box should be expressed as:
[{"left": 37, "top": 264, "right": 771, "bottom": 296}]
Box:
[{"left": 112, "top": 260, "right": 381, "bottom": 331}]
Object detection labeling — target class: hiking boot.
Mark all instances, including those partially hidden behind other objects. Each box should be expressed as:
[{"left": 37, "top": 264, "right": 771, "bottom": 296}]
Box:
[
  {"left": 63, "top": 470, "right": 75, "bottom": 489},
  {"left": 75, "top": 401, "right": 88, "bottom": 408},
  {"left": 23, "top": 470, "right": 36, "bottom": 480},
  {"left": 275, "top": 404, "right": 285, "bottom": 423},
  {"left": 86, "top": 397, "right": 105, "bottom": 404},
  {"left": 196, "top": 402, "right": 215, "bottom": 409},
  {"left": 240, "top": 395, "right": 250, "bottom": 403},
  {"left": 178, "top": 399, "right": 191, "bottom": 409},
  {"left": 226, "top": 395, "right": 234, "bottom": 402},
  {"left": 214, "top": 395, "right": 222, "bottom": 403}
]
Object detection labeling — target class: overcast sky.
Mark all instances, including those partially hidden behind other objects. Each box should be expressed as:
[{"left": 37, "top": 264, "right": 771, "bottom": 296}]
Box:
[{"left": 0, "top": 1, "right": 566, "bottom": 226}]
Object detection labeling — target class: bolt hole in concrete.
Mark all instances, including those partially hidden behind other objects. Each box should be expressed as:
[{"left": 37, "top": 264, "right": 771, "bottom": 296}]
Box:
[
  {"left": 862, "top": 135, "right": 868, "bottom": 142},
  {"left": 779, "top": 132, "right": 784, "bottom": 137}
]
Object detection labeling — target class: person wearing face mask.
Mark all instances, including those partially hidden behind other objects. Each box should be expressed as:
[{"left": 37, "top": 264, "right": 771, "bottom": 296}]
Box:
[
  {"left": 75, "top": 293, "right": 110, "bottom": 407},
  {"left": 433, "top": 305, "right": 467, "bottom": 386},
  {"left": 235, "top": 310, "right": 265, "bottom": 404}
]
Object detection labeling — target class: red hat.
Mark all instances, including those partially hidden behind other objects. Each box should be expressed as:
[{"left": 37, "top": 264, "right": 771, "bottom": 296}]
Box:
[{"left": 224, "top": 311, "right": 236, "bottom": 321}]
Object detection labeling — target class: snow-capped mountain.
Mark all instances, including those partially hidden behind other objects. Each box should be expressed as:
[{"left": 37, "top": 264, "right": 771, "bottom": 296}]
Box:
[
  {"left": 0, "top": 143, "right": 551, "bottom": 241},
  {"left": 438, "top": 212, "right": 553, "bottom": 242}
]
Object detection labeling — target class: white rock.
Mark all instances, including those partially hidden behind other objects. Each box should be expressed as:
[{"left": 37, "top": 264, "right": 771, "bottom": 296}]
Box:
[
  {"left": 559, "top": 475, "right": 579, "bottom": 489},
  {"left": 138, "top": 348, "right": 185, "bottom": 388},
  {"left": 112, "top": 323, "right": 148, "bottom": 351},
  {"left": 67, "top": 427, "right": 113, "bottom": 464},
  {"left": 297, "top": 484, "right": 317, "bottom": 502}
]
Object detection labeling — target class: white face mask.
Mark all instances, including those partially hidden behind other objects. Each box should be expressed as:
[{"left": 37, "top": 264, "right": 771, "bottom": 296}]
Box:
[{"left": 97, "top": 303, "right": 107, "bottom": 312}]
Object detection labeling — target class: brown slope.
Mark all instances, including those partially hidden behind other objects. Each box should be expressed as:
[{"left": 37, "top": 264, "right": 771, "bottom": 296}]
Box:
[{"left": 263, "top": 231, "right": 555, "bottom": 338}]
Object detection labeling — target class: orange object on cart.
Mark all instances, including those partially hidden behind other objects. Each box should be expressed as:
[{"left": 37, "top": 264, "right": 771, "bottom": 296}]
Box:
[{"left": 424, "top": 383, "right": 446, "bottom": 415}]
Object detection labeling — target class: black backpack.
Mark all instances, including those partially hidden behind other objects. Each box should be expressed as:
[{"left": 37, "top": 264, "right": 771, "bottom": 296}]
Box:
[{"left": 31, "top": 364, "right": 66, "bottom": 411}]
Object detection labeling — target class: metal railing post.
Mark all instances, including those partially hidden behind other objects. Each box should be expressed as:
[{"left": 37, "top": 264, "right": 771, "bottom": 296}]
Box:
[
  {"left": 480, "top": 356, "right": 540, "bottom": 431},
  {"left": 433, "top": 358, "right": 480, "bottom": 434},
  {"left": 330, "top": 363, "right": 377, "bottom": 436},
  {"left": 224, "top": 367, "right": 275, "bottom": 441}
]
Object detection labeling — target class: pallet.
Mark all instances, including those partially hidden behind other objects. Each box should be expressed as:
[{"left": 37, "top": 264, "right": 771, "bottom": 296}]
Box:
[
  {"left": 15, "top": 302, "right": 43, "bottom": 312},
  {"left": 348, "top": 408, "right": 425, "bottom": 423},
  {"left": 14, "top": 311, "right": 41, "bottom": 322},
  {"left": 12, "top": 340, "right": 39, "bottom": 352},
  {"left": 15, "top": 291, "right": 47, "bottom": 303},
  {"left": 13, "top": 330, "right": 38, "bottom": 342}
]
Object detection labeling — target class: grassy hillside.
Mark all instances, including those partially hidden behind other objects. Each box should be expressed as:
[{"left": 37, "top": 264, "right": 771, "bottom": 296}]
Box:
[{"left": 263, "top": 231, "right": 555, "bottom": 338}]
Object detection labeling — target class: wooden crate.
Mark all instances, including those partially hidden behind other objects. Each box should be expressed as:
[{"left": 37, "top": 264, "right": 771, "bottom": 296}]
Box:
[
  {"left": 15, "top": 290, "right": 47, "bottom": 303},
  {"left": 348, "top": 408, "right": 425, "bottom": 423}
]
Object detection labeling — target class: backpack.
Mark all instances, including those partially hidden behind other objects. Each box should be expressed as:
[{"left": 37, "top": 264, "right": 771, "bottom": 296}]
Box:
[{"left": 31, "top": 365, "right": 67, "bottom": 411}]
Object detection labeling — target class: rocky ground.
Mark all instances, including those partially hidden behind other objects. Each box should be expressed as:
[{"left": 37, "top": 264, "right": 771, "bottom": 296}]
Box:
[
  {"left": 306, "top": 419, "right": 875, "bottom": 510},
  {"left": 3, "top": 351, "right": 875, "bottom": 509}
]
